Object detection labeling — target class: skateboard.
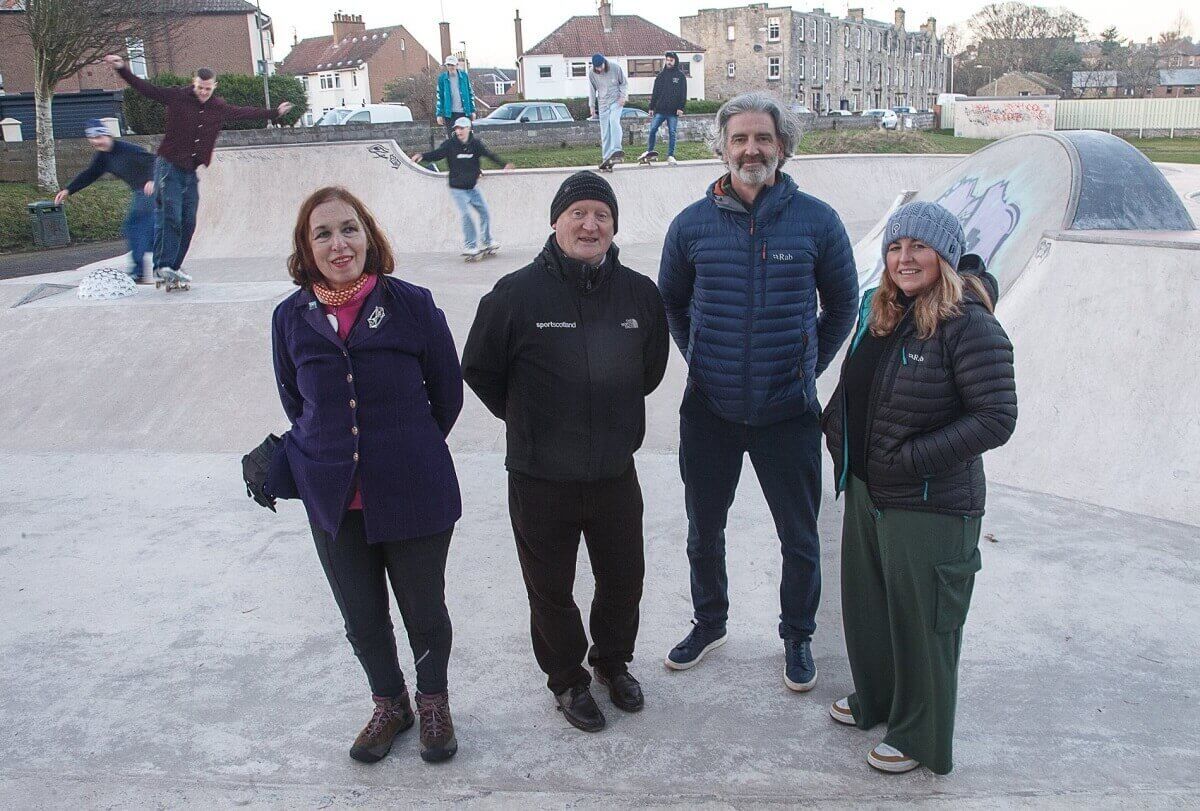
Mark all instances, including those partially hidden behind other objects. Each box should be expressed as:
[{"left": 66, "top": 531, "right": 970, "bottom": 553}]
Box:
[
  {"left": 155, "top": 268, "right": 191, "bottom": 291},
  {"left": 598, "top": 149, "right": 625, "bottom": 173},
  {"left": 465, "top": 245, "right": 500, "bottom": 262},
  {"left": 637, "top": 150, "right": 659, "bottom": 165}
]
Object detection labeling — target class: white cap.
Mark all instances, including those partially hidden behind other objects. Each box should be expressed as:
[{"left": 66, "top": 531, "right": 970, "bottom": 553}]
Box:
[
  {"left": 453, "top": 116, "right": 472, "bottom": 129},
  {"left": 444, "top": 55, "right": 459, "bottom": 66}
]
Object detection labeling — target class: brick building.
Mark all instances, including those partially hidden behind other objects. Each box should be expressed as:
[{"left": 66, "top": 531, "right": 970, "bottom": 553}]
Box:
[
  {"left": 978, "top": 71, "right": 1063, "bottom": 97},
  {"left": 680, "top": 3, "right": 946, "bottom": 112},
  {"left": 469, "top": 67, "right": 519, "bottom": 111},
  {"left": 0, "top": 0, "right": 275, "bottom": 95},
  {"left": 279, "top": 13, "right": 436, "bottom": 124},
  {"left": 1153, "top": 68, "right": 1200, "bottom": 98}
]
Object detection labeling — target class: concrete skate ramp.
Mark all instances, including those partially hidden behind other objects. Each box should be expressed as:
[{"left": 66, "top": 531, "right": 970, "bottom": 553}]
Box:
[
  {"left": 851, "top": 130, "right": 1195, "bottom": 293},
  {"left": 188, "top": 141, "right": 963, "bottom": 262},
  {"left": 987, "top": 230, "right": 1200, "bottom": 526}
]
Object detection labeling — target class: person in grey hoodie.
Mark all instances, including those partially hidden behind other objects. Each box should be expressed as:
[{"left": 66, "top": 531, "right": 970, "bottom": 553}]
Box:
[{"left": 588, "top": 54, "right": 627, "bottom": 168}]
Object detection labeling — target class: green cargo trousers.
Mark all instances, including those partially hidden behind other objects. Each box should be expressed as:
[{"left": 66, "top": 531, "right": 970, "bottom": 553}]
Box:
[{"left": 840, "top": 474, "right": 982, "bottom": 775}]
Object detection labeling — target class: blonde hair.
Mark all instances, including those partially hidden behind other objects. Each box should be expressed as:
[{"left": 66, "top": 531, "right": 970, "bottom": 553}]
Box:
[{"left": 869, "top": 258, "right": 994, "bottom": 340}]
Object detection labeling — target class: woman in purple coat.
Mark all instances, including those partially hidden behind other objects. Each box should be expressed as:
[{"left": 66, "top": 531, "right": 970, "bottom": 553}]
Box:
[{"left": 265, "top": 187, "right": 463, "bottom": 765}]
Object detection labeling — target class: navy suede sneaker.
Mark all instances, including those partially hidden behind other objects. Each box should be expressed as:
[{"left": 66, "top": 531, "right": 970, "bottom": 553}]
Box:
[
  {"left": 784, "top": 638, "right": 818, "bottom": 691},
  {"left": 664, "top": 620, "right": 728, "bottom": 670}
]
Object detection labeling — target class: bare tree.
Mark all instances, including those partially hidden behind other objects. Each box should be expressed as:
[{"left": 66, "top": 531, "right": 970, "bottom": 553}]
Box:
[
  {"left": 969, "top": 2, "right": 1089, "bottom": 74},
  {"left": 382, "top": 69, "right": 437, "bottom": 122},
  {"left": 1126, "top": 45, "right": 1161, "bottom": 97},
  {"left": 15, "top": 0, "right": 186, "bottom": 191}
]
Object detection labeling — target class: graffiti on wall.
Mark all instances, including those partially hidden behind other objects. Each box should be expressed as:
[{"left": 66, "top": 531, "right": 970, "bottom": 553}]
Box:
[
  {"left": 961, "top": 102, "right": 1054, "bottom": 129},
  {"left": 935, "top": 177, "right": 1022, "bottom": 266}
]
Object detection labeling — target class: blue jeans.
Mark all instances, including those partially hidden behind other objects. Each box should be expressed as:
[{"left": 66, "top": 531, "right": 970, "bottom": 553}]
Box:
[
  {"left": 153, "top": 157, "right": 199, "bottom": 271},
  {"left": 678, "top": 385, "right": 823, "bottom": 641},
  {"left": 647, "top": 113, "right": 678, "bottom": 156},
  {"left": 599, "top": 105, "right": 624, "bottom": 160},
  {"left": 449, "top": 186, "right": 491, "bottom": 250},
  {"left": 124, "top": 190, "right": 154, "bottom": 278}
]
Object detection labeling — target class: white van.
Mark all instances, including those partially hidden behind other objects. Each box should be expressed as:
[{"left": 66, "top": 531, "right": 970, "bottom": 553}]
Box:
[{"left": 315, "top": 104, "right": 413, "bottom": 126}]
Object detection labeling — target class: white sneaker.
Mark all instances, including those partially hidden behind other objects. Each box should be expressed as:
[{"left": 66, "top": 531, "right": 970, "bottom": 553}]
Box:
[
  {"left": 829, "top": 697, "right": 856, "bottom": 725},
  {"left": 667, "top": 155, "right": 677, "bottom": 165},
  {"left": 461, "top": 247, "right": 477, "bottom": 257},
  {"left": 867, "top": 742, "right": 920, "bottom": 773}
]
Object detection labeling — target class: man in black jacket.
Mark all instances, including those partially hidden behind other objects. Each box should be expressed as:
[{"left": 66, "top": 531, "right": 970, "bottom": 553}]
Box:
[
  {"left": 462, "top": 171, "right": 669, "bottom": 733},
  {"left": 411, "top": 118, "right": 513, "bottom": 259},
  {"left": 640, "top": 52, "right": 688, "bottom": 164}
]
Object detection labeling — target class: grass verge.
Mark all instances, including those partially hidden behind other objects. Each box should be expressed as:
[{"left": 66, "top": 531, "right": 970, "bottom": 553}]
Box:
[{"left": 0, "top": 180, "right": 129, "bottom": 253}]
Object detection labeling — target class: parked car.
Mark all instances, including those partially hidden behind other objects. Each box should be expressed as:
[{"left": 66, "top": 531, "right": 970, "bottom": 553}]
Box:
[
  {"left": 315, "top": 104, "right": 413, "bottom": 126},
  {"left": 861, "top": 108, "right": 899, "bottom": 129},
  {"left": 789, "top": 104, "right": 813, "bottom": 115},
  {"left": 474, "top": 102, "right": 573, "bottom": 126},
  {"left": 891, "top": 106, "right": 917, "bottom": 115},
  {"left": 825, "top": 109, "right": 853, "bottom": 117},
  {"left": 586, "top": 108, "right": 649, "bottom": 121}
]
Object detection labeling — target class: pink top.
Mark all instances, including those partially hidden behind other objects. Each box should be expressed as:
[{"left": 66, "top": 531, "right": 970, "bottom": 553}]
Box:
[{"left": 321, "top": 273, "right": 378, "bottom": 510}]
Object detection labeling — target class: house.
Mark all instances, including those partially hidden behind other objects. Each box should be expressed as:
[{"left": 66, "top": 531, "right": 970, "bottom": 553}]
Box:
[
  {"left": 0, "top": 0, "right": 276, "bottom": 96},
  {"left": 1071, "top": 70, "right": 1133, "bottom": 98},
  {"left": 1157, "top": 38, "right": 1200, "bottom": 69},
  {"left": 1153, "top": 68, "right": 1200, "bottom": 98},
  {"left": 681, "top": 4, "right": 946, "bottom": 112},
  {"left": 978, "top": 71, "right": 1063, "bottom": 97},
  {"left": 518, "top": 1, "right": 705, "bottom": 102},
  {"left": 469, "top": 67, "right": 519, "bottom": 111},
  {"left": 279, "top": 13, "right": 436, "bottom": 125}
]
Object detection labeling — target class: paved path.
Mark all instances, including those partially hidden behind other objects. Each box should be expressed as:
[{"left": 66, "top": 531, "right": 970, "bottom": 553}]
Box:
[{"left": 0, "top": 240, "right": 123, "bottom": 280}]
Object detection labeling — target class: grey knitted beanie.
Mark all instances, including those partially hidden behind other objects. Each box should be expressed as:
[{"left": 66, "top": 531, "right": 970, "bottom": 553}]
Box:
[{"left": 881, "top": 201, "right": 965, "bottom": 269}]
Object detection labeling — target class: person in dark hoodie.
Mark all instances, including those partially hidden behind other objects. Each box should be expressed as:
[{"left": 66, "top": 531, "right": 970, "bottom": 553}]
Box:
[
  {"left": 820, "top": 201, "right": 1017, "bottom": 776},
  {"left": 411, "top": 117, "right": 513, "bottom": 259},
  {"left": 55, "top": 119, "right": 156, "bottom": 282},
  {"left": 640, "top": 51, "right": 688, "bottom": 164},
  {"left": 462, "top": 171, "right": 669, "bottom": 734}
]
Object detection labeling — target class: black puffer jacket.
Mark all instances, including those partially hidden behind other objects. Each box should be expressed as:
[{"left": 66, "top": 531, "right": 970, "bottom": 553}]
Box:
[{"left": 821, "top": 269, "right": 1017, "bottom": 516}]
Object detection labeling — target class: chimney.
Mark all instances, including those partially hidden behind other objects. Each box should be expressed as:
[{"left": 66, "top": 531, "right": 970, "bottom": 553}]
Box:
[
  {"left": 332, "top": 12, "right": 365, "bottom": 43},
  {"left": 848, "top": 8, "right": 864, "bottom": 22},
  {"left": 439, "top": 22, "right": 452, "bottom": 62},
  {"left": 925, "top": 17, "right": 936, "bottom": 39},
  {"left": 514, "top": 10, "right": 524, "bottom": 58},
  {"left": 598, "top": 0, "right": 613, "bottom": 35},
  {"left": 894, "top": 8, "right": 905, "bottom": 30}
]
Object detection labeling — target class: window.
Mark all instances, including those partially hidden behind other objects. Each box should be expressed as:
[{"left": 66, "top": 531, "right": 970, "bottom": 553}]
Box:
[
  {"left": 299, "top": 76, "right": 308, "bottom": 90},
  {"left": 629, "top": 59, "right": 662, "bottom": 77},
  {"left": 798, "top": 55, "right": 805, "bottom": 79},
  {"left": 824, "top": 22, "right": 830, "bottom": 45},
  {"left": 727, "top": 61, "right": 736, "bottom": 78},
  {"left": 855, "top": 28, "right": 861, "bottom": 49},
  {"left": 319, "top": 73, "right": 340, "bottom": 90},
  {"left": 1185, "top": 86, "right": 1197, "bottom": 95},
  {"left": 768, "top": 56, "right": 781, "bottom": 80},
  {"left": 125, "top": 39, "right": 148, "bottom": 79},
  {"left": 824, "top": 59, "right": 830, "bottom": 80},
  {"left": 351, "top": 71, "right": 357, "bottom": 88},
  {"left": 854, "top": 60, "right": 861, "bottom": 82},
  {"left": 538, "top": 65, "right": 551, "bottom": 79},
  {"left": 844, "top": 27, "right": 850, "bottom": 47},
  {"left": 768, "top": 17, "right": 780, "bottom": 42},
  {"left": 346, "top": 110, "right": 371, "bottom": 124},
  {"left": 571, "top": 62, "right": 587, "bottom": 77},
  {"left": 843, "top": 61, "right": 849, "bottom": 82},
  {"left": 400, "top": 39, "right": 405, "bottom": 51},
  {"left": 798, "top": 17, "right": 805, "bottom": 41},
  {"left": 727, "top": 24, "right": 735, "bottom": 41},
  {"left": 811, "top": 19, "right": 816, "bottom": 41}
]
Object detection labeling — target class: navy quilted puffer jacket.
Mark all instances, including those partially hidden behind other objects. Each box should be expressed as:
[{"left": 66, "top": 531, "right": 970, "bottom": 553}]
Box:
[{"left": 658, "top": 171, "right": 859, "bottom": 425}]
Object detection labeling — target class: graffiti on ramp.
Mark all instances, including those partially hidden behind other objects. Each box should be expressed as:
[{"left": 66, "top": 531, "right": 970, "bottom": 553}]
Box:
[{"left": 936, "top": 177, "right": 1022, "bottom": 267}]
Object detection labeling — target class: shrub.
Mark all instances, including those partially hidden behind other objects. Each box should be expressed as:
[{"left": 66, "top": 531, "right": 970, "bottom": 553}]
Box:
[{"left": 123, "top": 73, "right": 307, "bottom": 134}]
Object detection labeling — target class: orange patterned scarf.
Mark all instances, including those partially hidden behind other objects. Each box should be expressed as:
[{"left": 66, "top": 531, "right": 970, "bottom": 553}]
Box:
[{"left": 312, "top": 273, "right": 369, "bottom": 307}]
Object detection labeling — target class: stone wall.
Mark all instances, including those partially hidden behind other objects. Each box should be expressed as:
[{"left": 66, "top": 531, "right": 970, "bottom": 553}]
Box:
[{"left": 0, "top": 112, "right": 934, "bottom": 183}]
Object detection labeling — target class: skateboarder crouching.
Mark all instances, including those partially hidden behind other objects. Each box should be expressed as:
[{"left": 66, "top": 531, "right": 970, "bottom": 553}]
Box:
[
  {"left": 410, "top": 118, "right": 513, "bottom": 261},
  {"left": 55, "top": 119, "right": 156, "bottom": 283}
]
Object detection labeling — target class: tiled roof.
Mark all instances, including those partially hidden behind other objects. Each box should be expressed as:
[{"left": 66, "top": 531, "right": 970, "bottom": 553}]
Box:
[
  {"left": 469, "top": 67, "right": 516, "bottom": 83},
  {"left": 279, "top": 25, "right": 405, "bottom": 75},
  {"left": 1, "top": 0, "right": 255, "bottom": 11},
  {"left": 524, "top": 14, "right": 703, "bottom": 58},
  {"left": 1159, "top": 68, "right": 1200, "bottom": 85},
  {"left": 0, "top": 1, "right": 26, "bottom": 9},
  {"left": 1071, "top": 70, "right": 1120, "bottom": 88}
]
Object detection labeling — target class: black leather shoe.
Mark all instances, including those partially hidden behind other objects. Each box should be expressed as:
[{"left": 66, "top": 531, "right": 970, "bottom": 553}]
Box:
[
  {"left": 594, "top": 669, "right": 644, "bottom": 712},
  {"left": 554, "top": 684, "right": 606, "bottom": 732}
]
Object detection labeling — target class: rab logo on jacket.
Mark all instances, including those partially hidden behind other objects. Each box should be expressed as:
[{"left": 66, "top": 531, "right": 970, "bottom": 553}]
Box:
[
  {"left": 907, "top": 352, "right": 925, "bottom": 363},
  {"left": 367, "top": 306, "right": 387, "bottom": 329},
  {"left": 536, "top": 321, "right": 577, "bottom": 329},
  {"left": 621, "top": 318, "right": 639, "bottom": 329},
  {"left": 771, "top": 252, "right": 794, "bottom": 261}
]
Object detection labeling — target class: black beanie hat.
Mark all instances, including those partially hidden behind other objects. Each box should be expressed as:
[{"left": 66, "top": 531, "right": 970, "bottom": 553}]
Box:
[{"left": 550, "top": 171, "right": 619, "bottom": 233}]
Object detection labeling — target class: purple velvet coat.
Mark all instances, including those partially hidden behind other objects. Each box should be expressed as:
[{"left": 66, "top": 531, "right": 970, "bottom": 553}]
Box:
[{"left": 267, "top": 275, "right": 463, "bottom": 543}]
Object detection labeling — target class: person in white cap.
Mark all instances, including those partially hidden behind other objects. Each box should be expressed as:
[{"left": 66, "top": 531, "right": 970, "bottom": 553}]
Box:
[
  {"left": 411, "top": 117, "right": 513, "bottom": 259},
  {"left": 436, "top": 55, "right": 476, "bottom": 136}
]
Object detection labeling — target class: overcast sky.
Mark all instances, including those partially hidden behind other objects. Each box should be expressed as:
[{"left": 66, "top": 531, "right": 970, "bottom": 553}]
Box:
[{"left": 270, "top": 1, "right": 1192, "bottom": 69}]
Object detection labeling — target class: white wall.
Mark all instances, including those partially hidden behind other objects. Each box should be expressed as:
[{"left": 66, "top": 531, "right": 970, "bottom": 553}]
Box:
[
  {"left": 954, "top": 98, "right": 1056, "bottom": 138},
  {"left": 246, "top": 14, "right": 275, "bottom": 76},
  {"left": 522, "top": 54, "right": 706, "bottom": 102},
  {"left": 300, "top": 65, "right": 371, "bottom": 124}
]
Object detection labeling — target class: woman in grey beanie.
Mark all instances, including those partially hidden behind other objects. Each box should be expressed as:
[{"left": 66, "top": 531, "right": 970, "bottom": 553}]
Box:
[{"left": 819, "top": 201, "right": 1018, "bottom": 775}]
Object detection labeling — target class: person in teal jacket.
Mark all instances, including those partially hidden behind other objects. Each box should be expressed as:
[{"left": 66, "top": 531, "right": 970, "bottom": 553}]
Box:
[{"left": 435, "top": 56, "right": 476, "bottom": 135}]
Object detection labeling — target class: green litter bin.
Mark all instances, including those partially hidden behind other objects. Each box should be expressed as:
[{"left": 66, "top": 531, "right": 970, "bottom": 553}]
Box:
[{"left": 27, "top": 201, "right": 70, "bottom": 248}]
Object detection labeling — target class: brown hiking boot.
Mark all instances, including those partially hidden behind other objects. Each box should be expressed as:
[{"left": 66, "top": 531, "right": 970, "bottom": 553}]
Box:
[
  {"left": 349, "top": 691, "right": 414, "bottom": 763},
  {"left": 415, "top": 691, "right": 458, "bottom": 763}
]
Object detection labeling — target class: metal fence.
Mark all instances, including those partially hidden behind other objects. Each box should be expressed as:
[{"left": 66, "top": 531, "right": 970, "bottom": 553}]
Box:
[{"left": 1055, "top": 98, "right": 1200, "bottom": 137}]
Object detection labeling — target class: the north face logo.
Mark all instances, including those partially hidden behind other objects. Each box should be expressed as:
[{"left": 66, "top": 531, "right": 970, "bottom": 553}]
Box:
[{"left": 621, "top": 318, "right": 639, "bottom": 329}]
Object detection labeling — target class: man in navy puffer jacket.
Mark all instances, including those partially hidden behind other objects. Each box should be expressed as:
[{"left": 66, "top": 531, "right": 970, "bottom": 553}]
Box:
[{"left": 658, "top": 92, "right": 858, "bottom": 690}]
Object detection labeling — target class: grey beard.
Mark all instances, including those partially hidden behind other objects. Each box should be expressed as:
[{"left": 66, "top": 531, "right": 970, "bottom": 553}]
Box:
[{"left": 730, "top": 155, "right": 778, "bottom": 185}]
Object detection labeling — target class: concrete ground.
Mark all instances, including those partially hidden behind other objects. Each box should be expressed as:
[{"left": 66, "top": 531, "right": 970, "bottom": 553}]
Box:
[
  {"left": 0, "top": 239, "right": 123, "bottom": 280},
  {"left": 2, "top": 245, "right": 1199, "bottom": 807}
]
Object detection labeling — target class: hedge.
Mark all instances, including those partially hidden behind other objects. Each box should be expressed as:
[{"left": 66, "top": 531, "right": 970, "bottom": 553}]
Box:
[
  {"left": 535, "top": 96, "right": 724, "bottom": 121},
  {"left": 123, "top": 73, "right": 307, "bottom": 134}
]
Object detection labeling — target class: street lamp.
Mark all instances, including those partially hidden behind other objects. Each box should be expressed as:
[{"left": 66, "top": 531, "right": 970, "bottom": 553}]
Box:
[
  {"left": 974, "top": 63, "right": 995, "bottom": 91},
  {"left": 255, "top": 0, "right": 272, "bottom": 120}
]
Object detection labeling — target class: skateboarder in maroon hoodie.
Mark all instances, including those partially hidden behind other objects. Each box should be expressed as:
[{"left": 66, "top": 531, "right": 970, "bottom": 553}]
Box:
[{"left": 103, "top": 54, "right": 293, "bottom": 285}]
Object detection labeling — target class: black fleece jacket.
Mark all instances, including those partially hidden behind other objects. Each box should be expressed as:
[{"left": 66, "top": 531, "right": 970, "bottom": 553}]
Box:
[
  {"left": 821, "top": 262, "right": 1017, "bottom": 516},
  {"left": 423, "top": 134, "right": 504, "bottom": 190},
  {"left": 649, "top": 66, "right": 688, "bottom": 114},
  {"left": 462, "top": 237, "right": 670, "bottom": 482}
]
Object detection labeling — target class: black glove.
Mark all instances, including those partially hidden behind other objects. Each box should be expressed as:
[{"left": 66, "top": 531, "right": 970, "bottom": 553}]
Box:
[{"left": 242, "top": 433, "right": 281, "bottom": 512}]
